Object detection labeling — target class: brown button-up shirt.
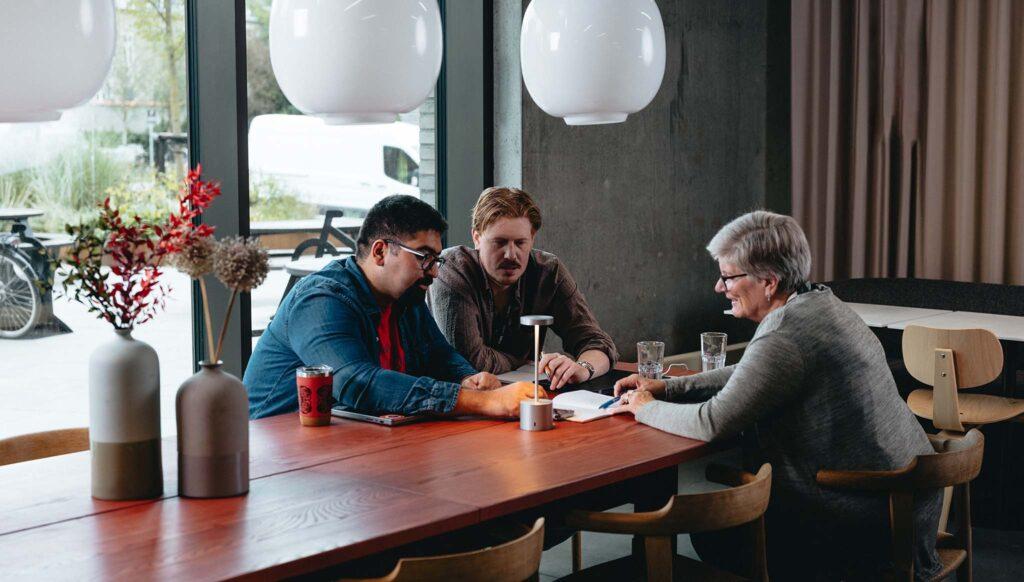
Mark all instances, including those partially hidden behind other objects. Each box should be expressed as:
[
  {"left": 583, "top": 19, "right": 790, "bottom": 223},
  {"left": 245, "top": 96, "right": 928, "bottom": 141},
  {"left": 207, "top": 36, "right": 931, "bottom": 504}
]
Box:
[{"left": 428, "top": 246, "right": 618, "bottom": 374}]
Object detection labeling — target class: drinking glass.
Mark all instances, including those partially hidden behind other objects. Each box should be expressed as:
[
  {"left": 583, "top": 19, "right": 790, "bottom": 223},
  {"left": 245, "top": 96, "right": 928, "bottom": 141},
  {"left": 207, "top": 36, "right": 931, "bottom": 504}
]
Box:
[
  {"left": 637, "top": 341, "right": 665, "bottom": 380},
  {"left": 701, "top": 332, "right": 727, "bottom": 372}
]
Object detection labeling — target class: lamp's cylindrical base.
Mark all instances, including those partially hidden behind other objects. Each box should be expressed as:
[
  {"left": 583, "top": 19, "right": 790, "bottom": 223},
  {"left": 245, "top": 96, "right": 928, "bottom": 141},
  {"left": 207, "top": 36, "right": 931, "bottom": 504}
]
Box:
[{"left": 520, "top": 399, "right": 554, "bottom": 431}]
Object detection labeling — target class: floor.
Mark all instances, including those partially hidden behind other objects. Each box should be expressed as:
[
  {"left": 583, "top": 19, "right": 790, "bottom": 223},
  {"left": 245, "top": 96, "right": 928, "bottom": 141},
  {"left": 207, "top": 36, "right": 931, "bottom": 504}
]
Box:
[
  {"left": 537, "top": 448, "right": 1024, "bottom": 582},
  {"left": 537, "top": 448, "right": 737, "bottom": 580}
]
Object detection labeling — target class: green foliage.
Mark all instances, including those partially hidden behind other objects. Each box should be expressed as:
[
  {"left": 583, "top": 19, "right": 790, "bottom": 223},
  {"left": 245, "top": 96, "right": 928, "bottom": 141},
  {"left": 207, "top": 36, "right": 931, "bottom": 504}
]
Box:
[
  {"left": 0, "top": 169, "right": 33, "bottom": 209},
  {"left": 249, "top": 174, "right": 316, "bottom": 222},
  {"left": 246, "top": 0, "right": 299, "bottom": 125},
  {"left": 105, "top": 171, "right": 180, "bottom": 223},
  {"left": 22, "top": 139, "right": 132, "bottom": 233},
  {"left": 121, "top": 0, "right": 188, "bottom": 133},
  {"left": 0, "top": 138, "right": 182, "bottom": 233}
]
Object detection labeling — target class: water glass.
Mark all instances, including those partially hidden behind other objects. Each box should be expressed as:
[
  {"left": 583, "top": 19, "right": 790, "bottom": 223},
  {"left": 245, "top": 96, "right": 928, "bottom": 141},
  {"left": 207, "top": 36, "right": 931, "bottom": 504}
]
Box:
[
  {"left": 701, "top": 332, "right": 728, "bottom": 372},
  {"left": 637, "top": 341, "right": 665, "bottom": 380}
]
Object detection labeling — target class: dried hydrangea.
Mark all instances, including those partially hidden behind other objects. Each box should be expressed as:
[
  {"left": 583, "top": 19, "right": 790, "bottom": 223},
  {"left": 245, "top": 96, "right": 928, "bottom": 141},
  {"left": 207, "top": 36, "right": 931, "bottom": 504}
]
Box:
[
  {"left": 169, "top": 235, "right": 215, "bottom": 279},
  {"left": 213, "top": 236, "right": 269, "bottom": 292}
]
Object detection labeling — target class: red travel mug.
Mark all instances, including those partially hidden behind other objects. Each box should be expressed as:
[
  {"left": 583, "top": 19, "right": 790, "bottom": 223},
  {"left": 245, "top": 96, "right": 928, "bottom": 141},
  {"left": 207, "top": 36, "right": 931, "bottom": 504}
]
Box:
[{"left": 296, "top": 365, "right": 333, "bottom": 426}]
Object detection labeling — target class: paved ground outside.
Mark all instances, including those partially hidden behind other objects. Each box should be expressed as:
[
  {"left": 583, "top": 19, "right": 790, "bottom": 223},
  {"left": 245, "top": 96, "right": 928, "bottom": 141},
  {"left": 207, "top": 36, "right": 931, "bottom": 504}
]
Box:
[{"left": 0, "top": 266, "right": 290, "bottom": 439}]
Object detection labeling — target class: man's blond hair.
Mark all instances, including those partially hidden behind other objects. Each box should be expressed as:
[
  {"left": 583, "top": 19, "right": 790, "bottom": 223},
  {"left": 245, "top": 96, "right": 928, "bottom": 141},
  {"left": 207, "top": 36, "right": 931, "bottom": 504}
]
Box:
[{"left": 471, "top": 187, "right": 543, "bottom": 234}]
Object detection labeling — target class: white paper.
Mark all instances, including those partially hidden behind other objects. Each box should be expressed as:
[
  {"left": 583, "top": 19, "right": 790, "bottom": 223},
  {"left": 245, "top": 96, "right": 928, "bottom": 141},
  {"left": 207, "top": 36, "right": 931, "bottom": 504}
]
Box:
[
  {"left": 552, "top": 390, "right": 616, "bottom": 412},
  {"left": 551, "top": 390, "right": 618, "bottom": 422},
  {"left": 497, "top": 363, "right": 548, "bottom": 384}
]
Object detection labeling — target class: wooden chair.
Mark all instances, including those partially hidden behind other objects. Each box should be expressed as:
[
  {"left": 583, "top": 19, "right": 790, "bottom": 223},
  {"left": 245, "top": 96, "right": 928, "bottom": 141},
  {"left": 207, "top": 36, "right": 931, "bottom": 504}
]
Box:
[
  {"left": 0, "top": 427, "right": 89, "bottom": 466},
  {"left": 344, "top": 518, "right": 544, "bottom": 582},
  {"left": 904, "top": 325, "right": 1024, "bottom": 432},
  {"left": 562, "top": 464, "right": 771, "bottom": 582},
  {"left": 816, "top": 429, "right": 984, "bottom": 582}
]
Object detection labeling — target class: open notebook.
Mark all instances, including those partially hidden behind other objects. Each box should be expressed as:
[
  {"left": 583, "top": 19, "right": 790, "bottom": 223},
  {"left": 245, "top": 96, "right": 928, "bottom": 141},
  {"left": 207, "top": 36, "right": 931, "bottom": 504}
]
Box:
[{"left": 551, "top": 390, "right": 620, "bottom": 423}]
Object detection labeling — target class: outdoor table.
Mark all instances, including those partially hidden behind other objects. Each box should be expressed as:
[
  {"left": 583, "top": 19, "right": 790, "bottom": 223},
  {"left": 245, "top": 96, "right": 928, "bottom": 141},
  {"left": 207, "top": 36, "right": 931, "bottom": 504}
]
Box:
[{"left": 0, "top": 208, "right": 43, "bottom": 238}]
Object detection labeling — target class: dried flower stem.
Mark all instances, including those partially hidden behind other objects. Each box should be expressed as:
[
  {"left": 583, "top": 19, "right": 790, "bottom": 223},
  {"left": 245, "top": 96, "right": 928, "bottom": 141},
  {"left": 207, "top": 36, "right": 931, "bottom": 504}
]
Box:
[
  {"left": 198, "top": 277, "right": 216, "bottom": 364},
  {"left": 214, "top": 288, "right": 238, "bottom": 364}
]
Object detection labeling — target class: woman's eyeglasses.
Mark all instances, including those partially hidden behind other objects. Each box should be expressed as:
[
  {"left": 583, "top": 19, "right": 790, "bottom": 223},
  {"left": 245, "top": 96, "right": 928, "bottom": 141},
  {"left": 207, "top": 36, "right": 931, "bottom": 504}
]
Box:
[{"left": 719, "top": 273, "right": 748, "bottom": 288}]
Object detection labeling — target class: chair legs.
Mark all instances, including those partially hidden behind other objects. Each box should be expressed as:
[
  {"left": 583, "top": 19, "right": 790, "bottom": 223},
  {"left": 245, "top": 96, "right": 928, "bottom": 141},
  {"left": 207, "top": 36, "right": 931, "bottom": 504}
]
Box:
[
  {"left": 644, "top": 535, "right": 673, "bottom": 582},
  {"left": 572, "top": 531, "right": 582, "bottom": 572},
  {"left": 938, "top": 485, "right": 953, "bottom": 533}
]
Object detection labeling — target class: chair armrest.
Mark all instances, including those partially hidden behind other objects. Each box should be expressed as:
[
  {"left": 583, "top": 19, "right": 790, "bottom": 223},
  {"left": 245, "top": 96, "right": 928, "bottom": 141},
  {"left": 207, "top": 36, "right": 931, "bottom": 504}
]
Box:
[
  {"left": 565, "top": 508, "right": 665, "bottom": 535},
  {"left": 705, "top": 463, "right": 756, "bottom": 487},
  {"left": 816, "top": 460, "right": 917, "bottom": 492}
]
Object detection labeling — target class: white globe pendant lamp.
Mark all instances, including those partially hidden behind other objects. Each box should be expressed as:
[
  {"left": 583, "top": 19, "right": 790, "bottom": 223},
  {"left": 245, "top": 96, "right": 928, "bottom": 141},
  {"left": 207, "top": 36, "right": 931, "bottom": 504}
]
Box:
[
  {"left": 269, "top": 0, "right": 443, "bottom": 125},
  {"left": 0, "top": 0, "right": 117, "bottom": 123},
  {"left": 521, "top": 0, "right": 666, "bottom": 126}
]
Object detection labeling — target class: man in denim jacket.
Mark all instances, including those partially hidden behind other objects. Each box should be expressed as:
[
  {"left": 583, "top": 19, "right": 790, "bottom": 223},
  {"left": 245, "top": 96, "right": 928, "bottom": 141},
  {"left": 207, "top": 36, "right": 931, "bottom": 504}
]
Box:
[{"left": 245, "top": 195, "right": 541, "bottom": 419}]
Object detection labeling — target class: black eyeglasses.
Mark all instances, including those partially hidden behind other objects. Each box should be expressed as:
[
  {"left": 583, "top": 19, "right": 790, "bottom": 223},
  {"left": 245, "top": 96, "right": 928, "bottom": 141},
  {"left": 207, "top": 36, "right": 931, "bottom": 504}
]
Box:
[
  {"left": 719, "top": 273, "right": 749, "bottom": 288},
  {"left": 385, "top": 239, "right": 446, "bottom": 271}
]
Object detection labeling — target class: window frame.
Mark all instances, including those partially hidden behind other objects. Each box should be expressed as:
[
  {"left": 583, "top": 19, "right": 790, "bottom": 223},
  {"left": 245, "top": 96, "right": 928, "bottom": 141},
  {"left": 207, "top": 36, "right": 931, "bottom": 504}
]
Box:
[{"left": 186, "top": 0, "right": 490, "bottom": 374}]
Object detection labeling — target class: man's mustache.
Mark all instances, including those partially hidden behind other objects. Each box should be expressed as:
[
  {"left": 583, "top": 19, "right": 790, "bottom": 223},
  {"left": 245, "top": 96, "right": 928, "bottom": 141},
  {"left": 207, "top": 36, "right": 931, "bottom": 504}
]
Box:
[{"left": 498, "top": 261, "right": 521, "bottom": 270}]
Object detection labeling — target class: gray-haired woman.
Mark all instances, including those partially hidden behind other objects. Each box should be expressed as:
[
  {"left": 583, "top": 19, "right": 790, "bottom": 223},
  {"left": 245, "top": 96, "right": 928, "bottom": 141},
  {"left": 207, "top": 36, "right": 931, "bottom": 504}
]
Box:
[{"left": 614, "top": 211, "right": 941, "bottom": 580}]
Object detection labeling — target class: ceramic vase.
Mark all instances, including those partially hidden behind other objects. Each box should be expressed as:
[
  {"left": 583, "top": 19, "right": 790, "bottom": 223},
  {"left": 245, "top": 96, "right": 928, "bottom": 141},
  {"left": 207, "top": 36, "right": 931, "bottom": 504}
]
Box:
[
  {"left": 176, "top": 361, "right": 249, "bottom": 498},
  {"left": 89, "top": 328, "right": 163, "bottom": 500}
]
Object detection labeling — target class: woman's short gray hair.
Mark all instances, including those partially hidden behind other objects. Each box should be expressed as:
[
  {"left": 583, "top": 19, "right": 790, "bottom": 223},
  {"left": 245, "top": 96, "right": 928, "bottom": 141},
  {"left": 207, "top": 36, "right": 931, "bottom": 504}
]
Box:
[{"left": 706, "top": 210, "right": 812, "bottom": 294}]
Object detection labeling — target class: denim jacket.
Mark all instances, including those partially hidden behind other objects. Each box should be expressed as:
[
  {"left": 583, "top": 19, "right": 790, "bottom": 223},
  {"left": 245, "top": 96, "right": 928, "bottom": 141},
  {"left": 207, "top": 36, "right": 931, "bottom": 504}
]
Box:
[{"left": 244, "top": 257, "right": 477, "bottom": 418}]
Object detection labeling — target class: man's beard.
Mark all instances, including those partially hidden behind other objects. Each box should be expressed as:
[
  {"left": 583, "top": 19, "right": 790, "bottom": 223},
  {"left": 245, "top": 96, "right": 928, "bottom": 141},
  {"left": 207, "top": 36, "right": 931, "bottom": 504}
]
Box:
[{"left": 401, "top": 275, "right": 433, "bottom": 303}]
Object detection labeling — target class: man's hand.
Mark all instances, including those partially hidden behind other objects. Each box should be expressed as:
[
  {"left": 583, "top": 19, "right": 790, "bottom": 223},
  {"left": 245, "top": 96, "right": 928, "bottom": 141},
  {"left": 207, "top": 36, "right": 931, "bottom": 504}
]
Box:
[
  {"left": 613, "top": 389, "right": 656, "bottom": 415},
  {"left": 538, "top": 352, "right": 589, "bottom": 390},
  {"left": 613, "top": 374, "right": 667, "bottom": 398},
  {"left": 454, "top": 381, "right": 547, "bottom": 418},
  {"left": 461, "top": 371, "right": 502, "bottom": 391}
]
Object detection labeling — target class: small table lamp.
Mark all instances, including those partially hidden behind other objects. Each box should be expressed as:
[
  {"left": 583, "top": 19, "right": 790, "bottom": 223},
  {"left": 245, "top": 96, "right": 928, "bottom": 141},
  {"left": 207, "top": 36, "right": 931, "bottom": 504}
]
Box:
[{"left": 519, "top": 315, "right": 555, "bottom": 431}]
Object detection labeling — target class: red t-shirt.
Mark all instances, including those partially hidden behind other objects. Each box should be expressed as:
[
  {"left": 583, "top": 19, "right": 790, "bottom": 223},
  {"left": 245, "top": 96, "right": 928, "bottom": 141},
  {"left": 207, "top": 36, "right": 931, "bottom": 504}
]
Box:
[{"left": 377, "top": 305, "right": 406, "bottom": 373}]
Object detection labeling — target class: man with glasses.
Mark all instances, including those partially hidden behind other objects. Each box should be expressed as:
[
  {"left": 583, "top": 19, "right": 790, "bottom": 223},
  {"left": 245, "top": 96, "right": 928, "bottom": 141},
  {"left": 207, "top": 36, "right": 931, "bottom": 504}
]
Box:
[
  {"left": 245, "top": 195, "right": 541, "bottom": 419},
  {"left": 429, "top": 187, "right": 617, "bottom": 389}
]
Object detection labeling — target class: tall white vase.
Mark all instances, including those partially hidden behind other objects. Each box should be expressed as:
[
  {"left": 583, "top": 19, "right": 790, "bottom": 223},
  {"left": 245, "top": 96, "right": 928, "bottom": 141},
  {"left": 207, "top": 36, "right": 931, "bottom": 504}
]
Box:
[{"left": 89, "top": 328, "right": 163, "bottom": 500}]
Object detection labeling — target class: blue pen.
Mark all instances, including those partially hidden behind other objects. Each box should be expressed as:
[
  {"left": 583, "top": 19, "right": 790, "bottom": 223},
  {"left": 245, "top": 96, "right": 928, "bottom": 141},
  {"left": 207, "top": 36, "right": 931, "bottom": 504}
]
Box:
[{"left": 598, "top": 396, "right": 620, "bottom": 410}]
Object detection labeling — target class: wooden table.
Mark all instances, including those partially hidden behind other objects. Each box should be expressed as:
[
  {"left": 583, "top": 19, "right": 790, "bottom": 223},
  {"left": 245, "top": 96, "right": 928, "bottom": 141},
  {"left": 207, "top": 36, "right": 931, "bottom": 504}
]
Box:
[
  {"left": 844, "top": 302, "right": 953, "bottom": 328},
  {"left": 0, "top": 366, "right": 707, "bottom": 581}
]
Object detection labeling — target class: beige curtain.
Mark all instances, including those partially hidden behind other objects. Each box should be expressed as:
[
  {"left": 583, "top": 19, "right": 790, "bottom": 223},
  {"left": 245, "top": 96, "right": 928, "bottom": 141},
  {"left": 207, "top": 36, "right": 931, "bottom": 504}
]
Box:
[{"left": 792, "top": 0, "right": 1024, "bottom": 284}]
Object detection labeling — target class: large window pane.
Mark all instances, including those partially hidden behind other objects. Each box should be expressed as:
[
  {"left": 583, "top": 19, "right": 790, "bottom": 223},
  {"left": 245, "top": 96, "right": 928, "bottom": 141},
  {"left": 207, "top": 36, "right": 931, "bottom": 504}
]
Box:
[
  {"left": 244, "top": 1, "right": 438, "bottom": 336},
  {"left": 0, "top": 0, "right": 191, "bottom": 438}
]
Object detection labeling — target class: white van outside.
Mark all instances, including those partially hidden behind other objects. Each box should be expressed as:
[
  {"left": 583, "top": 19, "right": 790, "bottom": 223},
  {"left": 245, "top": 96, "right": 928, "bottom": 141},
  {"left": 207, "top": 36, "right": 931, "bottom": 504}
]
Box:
[{"left": 247, "top": 114, "right": 420, "bottom": 215}]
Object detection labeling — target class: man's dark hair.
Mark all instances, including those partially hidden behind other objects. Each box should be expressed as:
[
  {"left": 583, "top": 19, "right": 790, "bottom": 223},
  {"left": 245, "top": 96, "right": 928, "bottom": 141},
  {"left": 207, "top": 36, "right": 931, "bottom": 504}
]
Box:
[{"left": 356, "top": 195, "right": 447, "bottom": 259}]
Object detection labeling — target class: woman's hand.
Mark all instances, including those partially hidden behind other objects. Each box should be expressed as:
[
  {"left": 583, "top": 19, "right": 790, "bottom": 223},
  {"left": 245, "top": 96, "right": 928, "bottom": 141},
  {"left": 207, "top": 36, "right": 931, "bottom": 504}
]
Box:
[
  {"left": 613, "top": 374, "right": 667, "bottom": 398},
  {"left": 613, "top": 389, "right": 656, "bottom": 415}
]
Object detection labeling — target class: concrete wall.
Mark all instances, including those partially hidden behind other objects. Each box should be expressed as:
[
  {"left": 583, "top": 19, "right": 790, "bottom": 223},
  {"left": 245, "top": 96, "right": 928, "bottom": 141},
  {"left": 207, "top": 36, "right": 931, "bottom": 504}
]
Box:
[{"left": 506, "top": 0, "right": 787, "bottom": 359}]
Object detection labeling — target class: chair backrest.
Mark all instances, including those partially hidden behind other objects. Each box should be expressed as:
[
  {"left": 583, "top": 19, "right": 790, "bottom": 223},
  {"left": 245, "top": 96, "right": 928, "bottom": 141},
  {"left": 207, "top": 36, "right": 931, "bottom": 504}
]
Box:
[
  {"left": 913, "top": 430, "right": 985, "bottom": 490},
  {"left": 903, "top": 325, "right": 1003, "bottom": 389},
  {"left": 904, "top": 325, "right": 1003, "bottom": 431},
  {"left": 366, "top": 518, "right": 544, "bottom": 582},
  {"left": 0, "top": 427, "right": 89, "bottom": 466},
  {"left": 644, "top": 463, "right": 772, "bottom": 535}
]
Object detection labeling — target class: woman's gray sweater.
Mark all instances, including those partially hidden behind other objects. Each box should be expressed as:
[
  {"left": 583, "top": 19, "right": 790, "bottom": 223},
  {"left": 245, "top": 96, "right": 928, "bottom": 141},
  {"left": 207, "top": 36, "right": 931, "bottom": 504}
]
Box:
[{"left": 636, "top": 286, "right": 941, "bottom": 579}]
